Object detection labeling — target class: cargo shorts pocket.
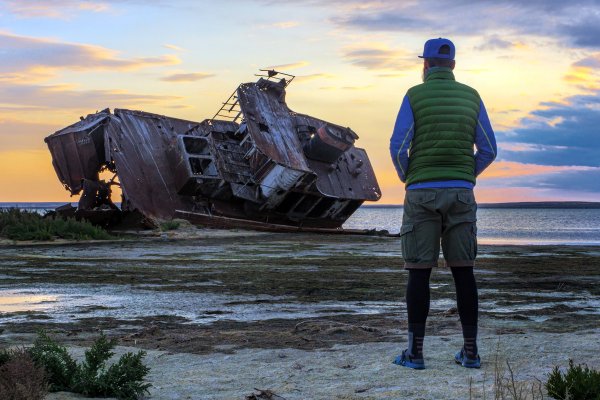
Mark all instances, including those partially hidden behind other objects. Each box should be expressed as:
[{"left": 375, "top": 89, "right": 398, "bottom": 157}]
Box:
[
  {"left": 406, "top": 191, "right": 436, "bottom": 206},
  {"left": 400, "top": 224, "right": 417, "bottom": 262},
  {"left": 455, "top": 190, "right": 477, "bottom": 217}
]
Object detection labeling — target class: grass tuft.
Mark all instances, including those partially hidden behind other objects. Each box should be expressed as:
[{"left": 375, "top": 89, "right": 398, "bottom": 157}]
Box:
[
  {"left": 546, "top": 360, "right": 600, "bottom": 400},
  {"left": 159, "top": 220, "right": 181, "bottom": 231}
]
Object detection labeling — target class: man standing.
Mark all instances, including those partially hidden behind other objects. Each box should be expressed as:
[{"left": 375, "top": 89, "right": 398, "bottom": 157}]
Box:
[{"left": 389, "top": 38, "right": 497, "bottom": 369}]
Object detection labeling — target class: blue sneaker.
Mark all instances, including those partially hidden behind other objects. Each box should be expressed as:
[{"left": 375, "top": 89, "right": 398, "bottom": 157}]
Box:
[
  {"left": 455, "top": 348, "right": 481, "bottom": 368},
  {"left": 393, "top": 349, "right": 425, "bottom": 370}
]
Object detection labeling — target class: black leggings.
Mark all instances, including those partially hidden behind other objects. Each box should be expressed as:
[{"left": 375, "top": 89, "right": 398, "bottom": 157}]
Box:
[{"left": 406, "top": 267, "right": 478, "bottom": 327}]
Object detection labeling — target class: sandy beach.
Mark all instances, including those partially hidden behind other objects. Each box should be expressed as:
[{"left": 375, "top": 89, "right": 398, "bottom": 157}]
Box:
[{"left": 1, "top": 229, "right": 599, "bottom": 399}]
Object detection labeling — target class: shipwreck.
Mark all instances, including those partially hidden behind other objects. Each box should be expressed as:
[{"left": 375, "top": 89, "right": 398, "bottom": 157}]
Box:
[{"left": 44, "top": 71, "right": 381, "bottom": 232}]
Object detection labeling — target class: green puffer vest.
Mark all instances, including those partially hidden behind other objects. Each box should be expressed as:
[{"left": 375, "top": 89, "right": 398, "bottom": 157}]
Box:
[{"left": 406, "top": 68, "right": 480, "bottom": 186}]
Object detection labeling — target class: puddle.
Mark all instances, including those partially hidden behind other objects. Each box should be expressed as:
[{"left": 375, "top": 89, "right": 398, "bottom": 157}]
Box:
[
  {"left": 0, "top": 285, "right": 407, "bottom": 325},
  {"left": 0, "top": 291, "right": 59, "bottom": 312}
]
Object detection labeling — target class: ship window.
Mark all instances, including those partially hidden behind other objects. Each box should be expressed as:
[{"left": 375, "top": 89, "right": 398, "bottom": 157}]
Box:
[
  {"left": 184, "top": 137, "right": 209, "bottom": 155},
  {"left": 189, "top": 157, "right": 212, "bottom": 175}
]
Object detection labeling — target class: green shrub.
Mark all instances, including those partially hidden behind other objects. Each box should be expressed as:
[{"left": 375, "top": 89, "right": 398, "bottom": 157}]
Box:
[
  {"left": 96, "top": 351, "right": 150, "bottom": 400},
  {"left": 0, "top": 208, "right": 112, "bottom": 241},
  {"left": 29, "top": 331, "right": 150, "bottom": 400},
  {"left": 28, "top": 331, "right": 77, "bottom": 392},
  {"left": 0, "top": 347, "right": 48, "bottom": 400},
  {"left": 159, "top": 220, "right": 181, "bottom": 231},
  {"left": 546, "top": 360, "right": 600, "bottom": 400}
]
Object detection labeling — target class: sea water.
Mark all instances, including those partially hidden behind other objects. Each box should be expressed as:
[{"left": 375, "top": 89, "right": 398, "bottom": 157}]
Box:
[
  {"left": 344, "top": 207, "right": 600, "bottom": 245},
  {"left": 2, "top": 203, "right": 599, "bottom": 246}
]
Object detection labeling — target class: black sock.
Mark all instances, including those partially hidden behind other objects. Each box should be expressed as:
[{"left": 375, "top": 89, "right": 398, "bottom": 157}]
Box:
[
  {"left": 406, "top": 268, "right": 432, "bottom": 358},
  {"left": 451, "top": 267, "right": 479, "bottom": 358},
  {"left": 462, "top": 325, "right": 478, "bottom": 358},
  {"left": 407, "top": 323, "right": 425, "bottom": 358}
]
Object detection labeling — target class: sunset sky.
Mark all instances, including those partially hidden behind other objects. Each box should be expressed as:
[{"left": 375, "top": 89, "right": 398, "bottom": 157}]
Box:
[{"left": 1, "top": 0, "right": 599, "bottom": 204}]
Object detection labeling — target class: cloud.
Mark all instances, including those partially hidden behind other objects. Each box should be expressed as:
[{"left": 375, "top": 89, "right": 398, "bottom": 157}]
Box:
[
  {"left": 160, "top": 72, "right": 215, "bottom": 82},
  {"left": 474, "top": 35, "right": 519, "bottom": 51},
  {"left": 478, "top": 167, "right": 600, "bottom": 196},
  {"left": 529, "top": 169, "right": 600, "bottom": 193},
  {"left": 319, "top": 85, "right": 374, "bottom": 91},
  {"left": 574, "top": 54, "right": 600, "bottom": 68},
  {"left": 482, "top": 161, "right": 596, "bottom": 179},
  {"left": 337, "top": 11, "right": 424, "bottom": 32},
  {"left": 0, "top": 31, "right": 180, "bottom": 79},
  {"left": 273, "top": 21, "right": 300, "bottom": 29},
  {"left": 498, "top": 91, "right": 600, "bottom": 167},
  {"left": 559, "top": 15, "right": 600, "bottom": 48},
  {"left": 2, "top": 0, "right": 110, "bottom": 18},
  {"left": 342, "top": 45, "right": 413, "bottom": 71},
  {"left": 329, "top": 0, "right": 600, "bottom": 50},
  {"left": 565, "top": 54, "right": 600, "bottom": 91},
  {"left": 293, "top": 73, "right": 334, "bottom": 82},
  {"left": 0, "top": 83, "right": 183, "bottom": 110},
  {"left": 263, "top": 61, "right": 310, "bottom": 71},
  {"left": 163, "top": 44, "right": 186, "bottom": 52}
]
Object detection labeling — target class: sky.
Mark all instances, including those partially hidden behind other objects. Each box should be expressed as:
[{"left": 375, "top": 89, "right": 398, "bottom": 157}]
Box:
[{"left": 0, "top": 0, "right": 599, "bottom": 204}]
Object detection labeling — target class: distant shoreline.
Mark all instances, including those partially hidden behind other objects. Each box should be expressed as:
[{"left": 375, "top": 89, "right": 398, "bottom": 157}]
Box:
[
  {"left": 362, "top": 201, "right": 600, "bottom": 209},
  {"left": 2, "top": 201, "right": 600, "bottom": 209}
]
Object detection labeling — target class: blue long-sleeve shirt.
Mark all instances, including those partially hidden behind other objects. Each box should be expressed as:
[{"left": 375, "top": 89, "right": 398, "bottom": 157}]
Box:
[{"left": 389, "top": 95, "right": 497, "bottom": 189}]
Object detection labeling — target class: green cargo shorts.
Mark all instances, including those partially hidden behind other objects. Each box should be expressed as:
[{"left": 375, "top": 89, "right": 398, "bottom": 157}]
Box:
[{"left": 400, "top": 188, "right": 477, "bottom": 269}]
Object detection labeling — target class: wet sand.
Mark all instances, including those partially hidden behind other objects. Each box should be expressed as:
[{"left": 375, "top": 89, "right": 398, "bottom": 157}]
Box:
[{"left": 1, "top": 230, "right": 599, "bottom": 399}]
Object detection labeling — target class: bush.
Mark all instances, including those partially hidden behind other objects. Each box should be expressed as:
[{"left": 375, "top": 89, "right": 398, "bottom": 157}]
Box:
[
  {"left": 0, "top": 208, "right": 112, "bottom": 241},
  {"left": 29, "top": 331, "right": 150, "bottom": 400},
  {"left": 546, "top": 360, "right": 600, "bottom": 400},
  {"left": 28, "top": 331, "right": 78, "bottom": 392},
  {"left": 159, "top": 220, "right": 181, "bottom": 231},
  {"left": 0, "top": 347, "right": 48, "bottom": 400}
]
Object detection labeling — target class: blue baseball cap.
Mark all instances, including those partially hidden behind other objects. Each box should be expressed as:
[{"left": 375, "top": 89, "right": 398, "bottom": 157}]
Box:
[{"left": 418, "top": 38, "right": 455, "bottom": 60}]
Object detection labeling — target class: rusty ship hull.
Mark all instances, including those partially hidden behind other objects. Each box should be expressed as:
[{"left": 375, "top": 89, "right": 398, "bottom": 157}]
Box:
[{"left": 44, "top": 72, "right": 381, "bottom": 231}]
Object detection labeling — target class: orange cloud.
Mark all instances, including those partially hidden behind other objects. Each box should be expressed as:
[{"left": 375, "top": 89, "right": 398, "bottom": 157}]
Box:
[
  {"left": 4, "top": 0, "right": 110, "bottom": 19},
  {"left": 160, "top": 72, "right": 215, "bottom": 82},
  {"left": 163, "top": 44, "right": 186, "bottom": 52},
  {"left": 273, "top": 21, "right": 300, "bottom": 29},
  {"left": 293, "top": 73, "right": 335, "bottom": 83},
  {"left": 564, "top": 54, "right": 600, "bottom": 91},
  {"left": 564, "top": 66, "right": 600, "bottom": 90},
  {"left": 342, "top": 43, "right": 413, "bottom": 71},
  {"left": 0, "top": 84, "right": 184, "bottom": 110},
  {"left": 264, "top": 61, "right": 310, "bottom": 71},
  {"left": 1, "top": 31, "right": 180, "bottom": 80}
]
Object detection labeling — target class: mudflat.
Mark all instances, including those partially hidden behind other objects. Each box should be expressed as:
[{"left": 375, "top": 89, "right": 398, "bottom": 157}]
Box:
[{"left": 1, "top": 230, "right": 599, "bottom": 399}]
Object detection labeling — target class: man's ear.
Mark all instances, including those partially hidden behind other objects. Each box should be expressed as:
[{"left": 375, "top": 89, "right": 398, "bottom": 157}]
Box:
[{"left": 450, "top": 60, "right": 456, "bottom": 70}]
